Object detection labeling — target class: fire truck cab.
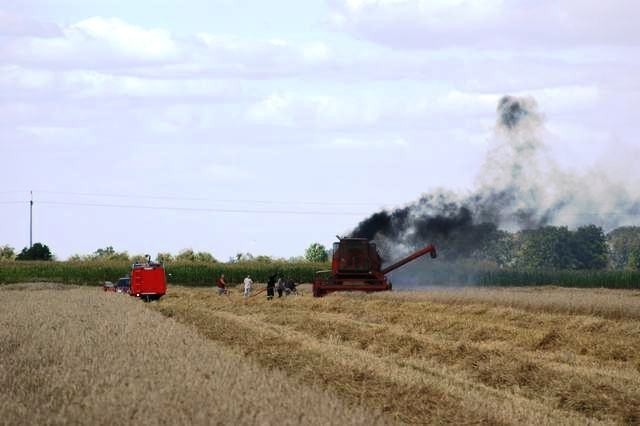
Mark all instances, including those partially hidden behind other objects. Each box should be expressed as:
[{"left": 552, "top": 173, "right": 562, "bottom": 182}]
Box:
[{"left": 129, "top": 256, "right": 167, "bottom": 302}]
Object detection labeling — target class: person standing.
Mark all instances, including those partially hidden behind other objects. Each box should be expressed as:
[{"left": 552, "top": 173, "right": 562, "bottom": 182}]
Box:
[
  {"left": 266, "top": 274, "right": 276, "bottom": 300},
  {"left": 216, "top": 273, "right": 227, "bottom": 295},
  {"left": 285, "top": 279, "right": 297, "bottom": 295},
  {"left": 276, "top": 277, "right": 284, "bottom": 298},
  {"left": 243, "top": 275, "right": 253, "bottom": 298}
]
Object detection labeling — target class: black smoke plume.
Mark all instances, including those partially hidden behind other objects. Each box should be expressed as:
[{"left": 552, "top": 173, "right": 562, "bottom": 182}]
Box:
[{"left": 351, "top": 95, "right": 640, "bottom": 262}]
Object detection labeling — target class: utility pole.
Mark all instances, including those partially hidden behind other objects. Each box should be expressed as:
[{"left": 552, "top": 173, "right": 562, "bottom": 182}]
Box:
[{"left": 29, "top": 190, "right": 33, "bottom": 248}]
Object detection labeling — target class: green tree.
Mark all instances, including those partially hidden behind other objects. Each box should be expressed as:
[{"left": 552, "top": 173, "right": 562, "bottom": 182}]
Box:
[
  {"left": 176, "top": 249, "right": 196, "bottom": 262},
  {"left": 571, "top": 225, "right": 608, "bottom": 269},
  {"left": 16, "top": 242, "right": 53, "bottom": 261},
  {"left": 305, "top": 243, "right": 328, "bottom": 262},
  {"left": 194, "top": 251, "right": 217, "bottom": 263},
  {"left": 627, "top": 247, "right": 640, "bottom": 270},
  {"left": 607, "top": 226, "right": 640, "bottom": 269},
  {"left": 0, "top": 245, "right": 15, "bottom": 260},
  {"left": 130, "top": 254, "right": 148, "bottom": 263},
  {"left": 466, "top": 226, "right": 515, "bottom": 267},
  {"left": 67, "top": 254, "right": 86, "bottom": 262},
  {"left": 176, "top": 249, "right": 217, "bottom": 263},
  {"left": 94, "top": 246, "right": 116, "bottom": 258},
  {"left": 91, "top": 246, "right": 130, "bottom": 261},
  {"left": 489, "top": 230, "right": 516, "bottom": 268},
  {"left": 514, "top": 226, "right": 576, "bottom": 269},
  {"left": 514, "top": 225, "right": 609, "bottom": 270},
  {"left": 230, "top": 252, "right": 254, "bottom": 263},
  {"left": 156, "top": 252, "right": 174, "bottom": 263}
]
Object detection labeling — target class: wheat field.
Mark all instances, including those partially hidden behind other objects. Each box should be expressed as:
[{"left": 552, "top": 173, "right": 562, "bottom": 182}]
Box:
[
  {"left": 153, "top": 285, "right": 640, "bottom": 425},
  {"left": 0, "top": 284, "right": 384, "bottom": 425},
  {"left": 2, "top": 283, "right": 639, "bottom": 425}
]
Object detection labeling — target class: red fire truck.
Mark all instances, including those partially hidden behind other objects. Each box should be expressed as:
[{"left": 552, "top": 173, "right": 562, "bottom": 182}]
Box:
[{"left": 129, "top": 256, "right": 167, "bottom": 301}]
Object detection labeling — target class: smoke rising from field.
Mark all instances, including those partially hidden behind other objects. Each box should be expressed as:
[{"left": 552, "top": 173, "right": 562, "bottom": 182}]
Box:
[{"left": 351, "top": 95, "right": 640, "bottom": 261}]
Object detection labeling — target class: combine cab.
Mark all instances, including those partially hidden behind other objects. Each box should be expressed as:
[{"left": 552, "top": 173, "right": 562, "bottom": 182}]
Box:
[
  {"left": 129, "top": 257, "right": 167, "bottom": 302},
  {"left": 313, "top": 237, "right": 436, "bottom": 297}
]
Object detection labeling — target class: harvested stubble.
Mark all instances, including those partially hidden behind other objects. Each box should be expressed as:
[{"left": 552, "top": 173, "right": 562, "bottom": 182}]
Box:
[
  {"left": 389, "top": 286, "right": 640, "bottom": 320},
  {"left": 0, "top": 284, "right": 385, "bottom": 426},
  {"left": 153, "top": 285, "right": 640, "bottom": 425}
]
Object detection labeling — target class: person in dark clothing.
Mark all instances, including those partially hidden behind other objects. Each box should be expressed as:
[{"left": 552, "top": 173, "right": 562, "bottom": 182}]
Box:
[
  {"left": 284, "top": 279, "right": 297, "bottom": 295},
  {"left": 266, "top": 274, "right": 276, "bottom": 300}
]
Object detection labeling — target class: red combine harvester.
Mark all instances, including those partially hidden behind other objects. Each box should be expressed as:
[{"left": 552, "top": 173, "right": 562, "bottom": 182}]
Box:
[
  {"left": 313, "top": 236, "right": 437, "bottom": 297},
  {"left": 129, "top": 256, "right": 167, "bottom": 302}
]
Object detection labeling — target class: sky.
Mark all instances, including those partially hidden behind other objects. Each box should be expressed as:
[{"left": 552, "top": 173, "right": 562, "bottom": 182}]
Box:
[{"left": 1, "top": 0, "right": 639, "bottom": 261}]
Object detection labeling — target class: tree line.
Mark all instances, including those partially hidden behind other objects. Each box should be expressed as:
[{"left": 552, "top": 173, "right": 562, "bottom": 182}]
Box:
[
  {"left": 0, "top": 243, "right": 330, "bottom": 264},
  {"left": 3, "top": 225, "right": 640, "bottom": 270},
  {"left": 426, "top": 224, "right": 640, "bottom": 270}
]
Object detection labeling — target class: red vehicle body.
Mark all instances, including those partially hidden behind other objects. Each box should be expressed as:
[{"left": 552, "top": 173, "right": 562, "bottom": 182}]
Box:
[
  {"left": 129, "top": 261, "right": 167, "bottom": 301},
  {"left": 313, "top": 237, "right": 436, "bottom": 297}
]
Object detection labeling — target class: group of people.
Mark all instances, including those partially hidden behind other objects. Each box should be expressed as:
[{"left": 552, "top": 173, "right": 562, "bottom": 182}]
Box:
[
  {"left": 215, "top": 273, "right": 297, "bottom": 298},
  {"left": 265, "top": 274, "right": 297, "bottom": 299}
]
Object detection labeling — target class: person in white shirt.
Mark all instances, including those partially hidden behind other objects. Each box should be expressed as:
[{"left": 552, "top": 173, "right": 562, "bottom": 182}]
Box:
[
  {"left": 243, "top": 275, "right": 253, "bottom": 297},
  {"left": 276, "top": 277, "right": 284, "bottom": 298}
]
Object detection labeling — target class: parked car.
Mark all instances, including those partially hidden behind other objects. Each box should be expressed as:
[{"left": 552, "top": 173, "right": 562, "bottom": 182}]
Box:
[
  {"left": 103, "top": 281, "right": 116, "bottom": 292},
  {"left": 115, "top": 277, "right": 130, "bottom": 293}
]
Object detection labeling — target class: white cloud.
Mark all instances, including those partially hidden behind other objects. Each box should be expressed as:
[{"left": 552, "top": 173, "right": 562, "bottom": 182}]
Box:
[
  {"left": 2, "top": 12, "right": 637, "bottom": 97},
  {"left": 1, "top": 17, "right": 182, "bottom": 69},
  {"left": 0, "top": 10, "right": 60, "bottom": 37},
  {"left": 1, "top": 65, "right": 240, "bottom": 100},
  {"left": 69, "top": 17, "right": 179, "bottom": 60},
  {"left": 328, "top": 135, "right": 408, "bottom": 149},
  {"left": 302, "top": 42, "right": 331, "bottom": 62},
  {"left": 17, "top": 125, "right": 86, "bottom": 140},
  {"left": 245, "top": 87, "right": 601, "bottom": 130},
  {"left": 247, "top": 93, "right": 295, "bottom": 126},
  {"left": 516, "top": 86, "right": 600, "bottom": 114},
  {"left": 328, "top": 0, "right": 640, "bottom": 48},
  {"left": 202, "top": 164, "right": 252, "bottom": 181},
  {"left": 428, "top": 90, "right": 500, "bottom": 115},
  {"left": 342, "top": 0, "right": 504, "bottom": 23},
  {"left": 194, "top": 33, "right": 333, "bottom": 77},
  {"left": 196, "top": 33, "right": 332, "bottom": 64},
  {"left": 0, "top": 16, "right": 333, "bottom": 80},
  {"left": 246, "top": 92, "right": 382, "bottom": 128},
  {"left": 1, "top": 3, "right": 638, "bottom": 263}
]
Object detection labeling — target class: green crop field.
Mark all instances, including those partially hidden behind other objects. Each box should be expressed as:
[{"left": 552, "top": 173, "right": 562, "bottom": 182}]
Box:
[
  {"left": 0, "top": 261, "right": 328, "bottom": 286},
  {"left": 1, "top": 260, "right": 639, "bottom": 289}
]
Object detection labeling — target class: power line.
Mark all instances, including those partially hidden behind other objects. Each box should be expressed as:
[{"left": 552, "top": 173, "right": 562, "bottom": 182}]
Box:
[
  {"left": 1, "top": 198, "right": 639, "bottom": 218},
  {"left": 3, "top": 192, "right": 639, "bottom": 218},
  {"left": 37, "top": 200, "right": 367, "bottom": 216},
  {"left": 35, "top": 190, "right": 206, "bottom": 202},
  {"left": 17, "top": 200, "right": 640, "bottom": 219},
  {"left": 29, "top": 190, "right": 388, "bottom": 207}
]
